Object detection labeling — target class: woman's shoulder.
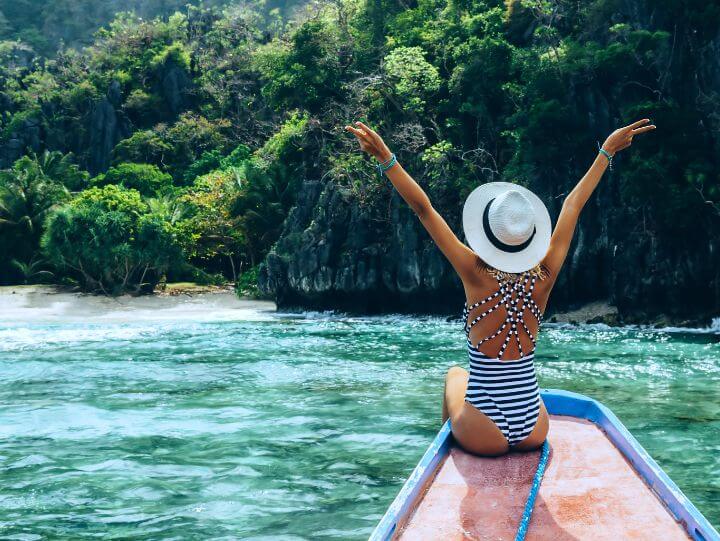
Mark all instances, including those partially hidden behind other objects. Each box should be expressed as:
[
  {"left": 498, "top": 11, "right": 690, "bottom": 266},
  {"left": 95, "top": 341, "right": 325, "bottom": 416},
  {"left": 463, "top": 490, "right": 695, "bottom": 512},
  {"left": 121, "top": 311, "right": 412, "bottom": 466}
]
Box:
[{"left": 461, "top": 260, "right": 498, "bottom": 296}]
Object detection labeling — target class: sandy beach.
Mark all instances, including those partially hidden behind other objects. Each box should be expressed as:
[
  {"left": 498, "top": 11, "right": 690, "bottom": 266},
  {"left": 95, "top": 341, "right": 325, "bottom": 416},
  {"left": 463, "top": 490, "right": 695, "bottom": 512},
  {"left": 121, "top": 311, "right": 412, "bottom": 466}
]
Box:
[{"left": 0, "top": 285, "right": 277, "bottom": 324}]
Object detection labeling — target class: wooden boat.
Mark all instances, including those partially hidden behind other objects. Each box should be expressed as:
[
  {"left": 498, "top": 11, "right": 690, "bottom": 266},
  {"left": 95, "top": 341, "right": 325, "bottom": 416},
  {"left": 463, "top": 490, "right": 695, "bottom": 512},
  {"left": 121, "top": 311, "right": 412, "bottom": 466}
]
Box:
[{"left": 370, "top": 389, "right": 719, "bottom": 541}]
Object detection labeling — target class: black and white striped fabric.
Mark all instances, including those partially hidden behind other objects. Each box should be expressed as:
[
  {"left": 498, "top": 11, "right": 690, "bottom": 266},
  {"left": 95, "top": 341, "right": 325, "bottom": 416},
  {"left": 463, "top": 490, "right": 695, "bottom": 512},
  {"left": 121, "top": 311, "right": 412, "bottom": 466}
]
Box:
[{"left": 462, "top": 271, "right": 543, "bottom": 446}]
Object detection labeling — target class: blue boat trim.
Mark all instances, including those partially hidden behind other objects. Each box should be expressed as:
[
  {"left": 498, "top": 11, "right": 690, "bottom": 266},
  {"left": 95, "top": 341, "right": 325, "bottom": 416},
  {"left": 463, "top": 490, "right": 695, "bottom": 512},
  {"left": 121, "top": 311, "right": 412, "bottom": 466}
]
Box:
[
  {"left": 369, "top": 389, "right": 720, "bottom": 541},
  {"left": 369, "top": 420, "right": 452, "bottom": 541}
]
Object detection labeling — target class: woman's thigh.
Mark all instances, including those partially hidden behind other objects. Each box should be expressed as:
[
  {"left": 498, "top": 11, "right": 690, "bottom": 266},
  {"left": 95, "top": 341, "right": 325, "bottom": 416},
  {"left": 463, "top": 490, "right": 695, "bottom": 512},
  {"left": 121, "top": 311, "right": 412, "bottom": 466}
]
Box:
[
  {"left": 443, "top": 366, "right": 509, "bottom": 456},
  {"left": 510, "top": 399, "right": 550, "bottom": 452}
]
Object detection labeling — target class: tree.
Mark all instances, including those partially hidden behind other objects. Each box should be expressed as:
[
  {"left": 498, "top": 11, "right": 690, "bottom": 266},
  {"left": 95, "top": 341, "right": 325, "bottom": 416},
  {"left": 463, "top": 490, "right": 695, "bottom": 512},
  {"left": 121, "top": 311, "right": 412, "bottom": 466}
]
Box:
[
  {"left": 0, "top": 153, "right": 71, "bottom": 283},
  {"left": 111, "top": 130, "right": 173, "bottom": 168},
  {"left": 253, "top": 19, "right": 344, "bottom": 112},
  {"left": 384, "top": 46, "right": 441, "bottom": 114},
  {"left": 177, "top": 169, "right": 245, "bottom": 279},
  {"left": 11, "top": 255, "right": 54, "bottom": 284},
  {"left": 91, "top": 162, "right": 173, "bottom": 196},
  {"left": 41, "top": 185, "right": 182, "bottom": 294},
  {"left": 231, "top": 160, "right": 298, "bottom": 267}
]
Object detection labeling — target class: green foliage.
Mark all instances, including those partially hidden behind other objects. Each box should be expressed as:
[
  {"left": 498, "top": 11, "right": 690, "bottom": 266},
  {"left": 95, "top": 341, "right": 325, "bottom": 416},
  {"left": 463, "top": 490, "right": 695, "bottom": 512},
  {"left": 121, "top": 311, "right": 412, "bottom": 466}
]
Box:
[
  {"left": 0, "top": 0, "right": 307, "bottom": 57},
  {"left": 163, "top": 114, "right": 232, "bottom": 182},
  {"left": 384, "top": 46, "right": 440, "bottom": 113},
  {"left": 111, "top": 131, "right": 173, "bottom": 167},
  {"left": 150, "top": 42, "right": 192, "bottom": 73},
  {"left": 41, "top": 185, "right": 183, "bottom": 294},
  {"left": 231, "top": 160, "right": 299, "bottom": 266},
  {"left": 256, "top": 111, "right": 309, "bottom": 165},
  {"left": 253, "top": 19, "right": 343, "bottom": 112},
  {"left": 221, "top": 144, "right": 252, "bottom": 168},
  {"left": 0, "top": 152, "right": 73, "bottom": 283},
  {"left": 92, "top": 163, "right": 173, "bottom": 196},
  {"left": 122, "top": 89, "right": 164, "bottom": 121},
  {"left": 235, "top": 265, "right": 261, "bottom": 297},
  {"left": 184, "top": 151, "right": 224, "bottom": 184},
  {"left": 2, "top": 109, "right": 41, "bottom": 141},
  {"left": 176, "top": 169, "right": 245, "bottom": 271},
  {"left": 11, "top": 255, "right": 54, "bottom": 284}
]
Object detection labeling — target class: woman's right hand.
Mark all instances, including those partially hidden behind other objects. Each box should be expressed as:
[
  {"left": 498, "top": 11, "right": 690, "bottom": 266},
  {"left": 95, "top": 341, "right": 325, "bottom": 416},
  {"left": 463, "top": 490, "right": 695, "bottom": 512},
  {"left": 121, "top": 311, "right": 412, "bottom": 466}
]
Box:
[
  {"left": 601, "top": 118, "right": 656, "bottom": 155},
  {"left": 345, "top": 121, "right": 393, "bottom": 163}
]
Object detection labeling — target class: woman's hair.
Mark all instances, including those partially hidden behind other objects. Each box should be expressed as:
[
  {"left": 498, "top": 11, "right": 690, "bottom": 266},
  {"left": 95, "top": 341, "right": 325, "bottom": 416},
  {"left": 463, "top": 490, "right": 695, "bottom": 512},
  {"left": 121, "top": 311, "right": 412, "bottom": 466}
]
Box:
[{"left": 475, "top": 256, "right": 549, "bottom": 281}]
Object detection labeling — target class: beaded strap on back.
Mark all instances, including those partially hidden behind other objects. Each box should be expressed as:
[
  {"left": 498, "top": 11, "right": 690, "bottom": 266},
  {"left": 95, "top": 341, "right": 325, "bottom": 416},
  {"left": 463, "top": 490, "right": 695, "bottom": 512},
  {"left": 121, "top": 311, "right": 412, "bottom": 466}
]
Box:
[{"left": 463, "top": 272, "right": 543, "bottom": 359}]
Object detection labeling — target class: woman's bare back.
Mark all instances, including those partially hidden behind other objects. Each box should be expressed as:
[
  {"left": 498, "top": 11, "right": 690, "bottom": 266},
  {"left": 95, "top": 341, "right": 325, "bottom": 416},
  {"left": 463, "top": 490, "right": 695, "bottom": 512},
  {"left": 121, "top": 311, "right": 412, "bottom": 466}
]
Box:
[{"left": 462, "top": 263, "right": 553, "bottom": 361}]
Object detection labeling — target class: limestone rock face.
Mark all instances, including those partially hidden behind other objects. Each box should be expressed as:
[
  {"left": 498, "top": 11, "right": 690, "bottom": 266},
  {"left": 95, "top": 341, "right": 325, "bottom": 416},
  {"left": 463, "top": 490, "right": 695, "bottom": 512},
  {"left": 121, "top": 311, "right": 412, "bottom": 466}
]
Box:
[
  {"left": 161, "top": 65, "right": 191, "bottom": 115},
  {"left": 0, "top": 116, "right": 42, "bottom": 167},
  {"left": 258, "top": 179, "right": 463, "bottom": 314}
]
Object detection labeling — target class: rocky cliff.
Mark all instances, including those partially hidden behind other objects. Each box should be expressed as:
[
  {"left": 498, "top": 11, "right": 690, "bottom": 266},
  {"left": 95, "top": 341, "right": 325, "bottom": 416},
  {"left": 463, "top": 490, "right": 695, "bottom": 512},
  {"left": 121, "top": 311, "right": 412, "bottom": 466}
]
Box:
[
  {"left": 259, "top": 167, "right": 719, "bottom": 325},
  {"left": 259, "top": 179, "right": 463, "bottom": 314}
]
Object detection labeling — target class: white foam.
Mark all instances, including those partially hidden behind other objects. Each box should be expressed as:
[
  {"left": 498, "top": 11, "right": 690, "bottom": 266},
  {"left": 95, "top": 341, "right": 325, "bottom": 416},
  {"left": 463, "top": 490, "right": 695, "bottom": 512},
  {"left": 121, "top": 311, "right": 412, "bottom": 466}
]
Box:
[
  {"left": 544, "top": 321, "right": 720, "bottom": 335},
  {"left": 0, "top": 287, "right": 276, "bottom": 325},
  {"left": 709, "top": 317, "right": 720, "bottom": 333}
]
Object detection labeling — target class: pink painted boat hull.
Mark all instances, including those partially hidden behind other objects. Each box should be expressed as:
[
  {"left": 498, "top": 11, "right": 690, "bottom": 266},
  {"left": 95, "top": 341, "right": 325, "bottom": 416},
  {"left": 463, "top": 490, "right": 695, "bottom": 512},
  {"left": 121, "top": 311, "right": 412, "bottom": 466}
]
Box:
[
  {"left": 370, "top": 390, "right": 719, "bottom": 541},
  {"left": 399, "top": 416, "right": 688, "bottom": 540}
]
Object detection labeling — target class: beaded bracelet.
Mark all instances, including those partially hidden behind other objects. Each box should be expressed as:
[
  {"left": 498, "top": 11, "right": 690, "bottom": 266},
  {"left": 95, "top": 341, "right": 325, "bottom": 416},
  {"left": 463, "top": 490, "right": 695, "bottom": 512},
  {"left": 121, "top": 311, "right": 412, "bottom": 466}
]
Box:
[
  {"left": 376, "top": 153, "right": 397, "bottom": 177},
  {"left": 597, "top": 143, "right": 614, "bottom": 170}
]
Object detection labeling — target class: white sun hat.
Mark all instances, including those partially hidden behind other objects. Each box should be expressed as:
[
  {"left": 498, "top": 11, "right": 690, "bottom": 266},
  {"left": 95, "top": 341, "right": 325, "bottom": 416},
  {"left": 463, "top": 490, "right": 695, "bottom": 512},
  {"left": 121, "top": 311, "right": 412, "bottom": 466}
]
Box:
[{"left": 462, "top": 182, "right": 552, "bottom": 273}]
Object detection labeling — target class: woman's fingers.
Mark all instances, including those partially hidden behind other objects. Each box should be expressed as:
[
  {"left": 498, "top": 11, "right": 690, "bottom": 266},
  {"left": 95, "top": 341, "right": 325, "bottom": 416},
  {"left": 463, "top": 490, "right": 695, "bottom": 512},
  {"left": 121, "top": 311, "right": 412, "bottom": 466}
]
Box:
[
  {"left": 631, "top": 124, "right": 656, "bottom": 134},
  {"left": 346, "top": 125, "right": 372, "bottom": 145},
  {"left": 625, "top": 118, "right": 651, "bottom": 131},
  {"left": 354, "top": 121, "right": 380, "bottom": 142},
  {"left": 347, "top": 124, "right": 375, "bottom": 146},
  {"left": 345, "top": 125, "right": 364, "bottom": 137},
  {"left": 345, "top": 125, "right": 376, "bottom": 154}
]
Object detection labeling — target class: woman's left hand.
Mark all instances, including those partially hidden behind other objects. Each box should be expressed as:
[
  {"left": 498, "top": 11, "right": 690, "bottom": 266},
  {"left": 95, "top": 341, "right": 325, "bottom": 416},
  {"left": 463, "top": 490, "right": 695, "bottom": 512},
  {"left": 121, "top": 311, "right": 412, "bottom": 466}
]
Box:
[
  {"left": 602, "top": 118, "right": 656, "bottom": 155},
  {"left": 345, "top": 121, "right": 393, "bottom": 163}
]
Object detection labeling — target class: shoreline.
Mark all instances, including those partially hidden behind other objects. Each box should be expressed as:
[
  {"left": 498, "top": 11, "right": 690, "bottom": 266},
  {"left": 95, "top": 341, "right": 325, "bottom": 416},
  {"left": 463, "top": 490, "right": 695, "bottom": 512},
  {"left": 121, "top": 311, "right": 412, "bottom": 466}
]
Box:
[
  {"left": 0, "top": 284, "right": 276, "bottom": 324},
  {"left": 0, "top": 285, "right": 717, "bottom": 331}
]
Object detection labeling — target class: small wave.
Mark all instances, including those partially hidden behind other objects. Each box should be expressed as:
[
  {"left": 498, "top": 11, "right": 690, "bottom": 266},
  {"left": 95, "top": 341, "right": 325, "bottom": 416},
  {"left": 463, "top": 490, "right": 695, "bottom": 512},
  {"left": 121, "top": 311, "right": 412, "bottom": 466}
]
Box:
[
  {"left": 545, "top": 320, "right": 720, "bottom": 335},
  {"left": 709, "top": 317, "right": 720, "bottom": 333},
  {"left": 274, "top": 310, "right": 460, "bottom": 326},
  {"left": 0, "top": 325, "right": 162, "bottom": 351}
]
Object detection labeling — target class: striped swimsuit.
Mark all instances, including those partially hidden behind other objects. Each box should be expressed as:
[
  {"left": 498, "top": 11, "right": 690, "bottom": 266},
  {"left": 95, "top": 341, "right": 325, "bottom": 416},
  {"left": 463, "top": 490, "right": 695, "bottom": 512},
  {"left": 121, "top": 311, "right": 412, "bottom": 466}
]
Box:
[{"left": 462, "top": 272, "right": 543, "bottom": 446}]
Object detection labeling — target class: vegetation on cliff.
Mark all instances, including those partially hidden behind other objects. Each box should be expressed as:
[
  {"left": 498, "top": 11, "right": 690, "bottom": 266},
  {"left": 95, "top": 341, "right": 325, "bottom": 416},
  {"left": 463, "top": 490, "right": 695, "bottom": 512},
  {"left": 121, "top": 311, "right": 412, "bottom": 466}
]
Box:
[{"left": 0, "top": 0, "right": 718, "bottom": 319}]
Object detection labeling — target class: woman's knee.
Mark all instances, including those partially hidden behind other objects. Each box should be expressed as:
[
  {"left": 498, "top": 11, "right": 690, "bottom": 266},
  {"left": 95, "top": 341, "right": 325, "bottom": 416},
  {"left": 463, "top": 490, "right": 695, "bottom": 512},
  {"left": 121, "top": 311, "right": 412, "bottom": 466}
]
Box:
[
  {"left": 445, "top": 365, "right": 468, "bottom": 382},
  {"left": 443, "top": 366, "right": 469, "bottom": 420}
]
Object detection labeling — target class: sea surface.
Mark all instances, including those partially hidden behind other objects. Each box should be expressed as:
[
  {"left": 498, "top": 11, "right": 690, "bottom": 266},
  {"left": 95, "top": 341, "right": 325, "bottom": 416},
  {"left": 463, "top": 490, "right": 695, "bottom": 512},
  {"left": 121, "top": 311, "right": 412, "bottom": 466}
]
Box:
[{"left": 1, "top": 293, "right": 718, "bottom": 539}]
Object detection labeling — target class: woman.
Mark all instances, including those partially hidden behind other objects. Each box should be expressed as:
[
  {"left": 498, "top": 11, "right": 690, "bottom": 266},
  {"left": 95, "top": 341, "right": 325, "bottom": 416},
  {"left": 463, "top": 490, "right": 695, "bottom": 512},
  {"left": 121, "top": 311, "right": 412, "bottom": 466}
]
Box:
[{"left": 346, "top": 119, "right": 656, "bottom": 456}]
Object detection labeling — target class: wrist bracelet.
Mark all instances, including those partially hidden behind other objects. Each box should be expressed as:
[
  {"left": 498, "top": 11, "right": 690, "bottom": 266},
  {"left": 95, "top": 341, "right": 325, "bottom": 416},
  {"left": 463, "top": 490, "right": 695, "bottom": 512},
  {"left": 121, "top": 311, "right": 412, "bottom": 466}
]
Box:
[
  {"left": 377, "top": 153, "right": 394, "bottom": 166},
  {"left": 376, "top": 153, "right": 397, "bottom": 177},
  {"left": 597, "top": 143, "right": 614, "bottom": 170}
]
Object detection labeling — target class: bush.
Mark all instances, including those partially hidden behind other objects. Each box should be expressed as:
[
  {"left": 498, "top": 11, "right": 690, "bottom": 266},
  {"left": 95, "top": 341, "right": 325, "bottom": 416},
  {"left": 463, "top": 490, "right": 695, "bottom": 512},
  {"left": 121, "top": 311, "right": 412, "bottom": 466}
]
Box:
[
  {"left": 183, "top": 150, "right": 223, "bottom": 184},
  {"left": 92, "top": 163, "right": 174, "bottom": 196},
  {"left": 384, "top": 46, "right": 441, "bottom": 113},
  {"left": 235, "top": 266, "right": 261, "bottom": 297},
  {"left": 41, "top": 185, "right": 183, "bottom": 294},
  {"left": 0, "top": 153, "right": 72, "bottom": 284},
  {"left": 221, "top": 144, "right": 252, "bottom": 168},
  {"left": 112, "top": 131, "right": 173, "bottom": 167}
]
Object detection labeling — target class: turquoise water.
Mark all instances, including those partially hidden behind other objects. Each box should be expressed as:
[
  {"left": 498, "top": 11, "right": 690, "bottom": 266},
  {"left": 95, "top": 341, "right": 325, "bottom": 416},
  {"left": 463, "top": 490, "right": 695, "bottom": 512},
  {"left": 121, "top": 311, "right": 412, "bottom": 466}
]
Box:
[{"left": 1, "top": 299, "right": 718, "bottom": 539}]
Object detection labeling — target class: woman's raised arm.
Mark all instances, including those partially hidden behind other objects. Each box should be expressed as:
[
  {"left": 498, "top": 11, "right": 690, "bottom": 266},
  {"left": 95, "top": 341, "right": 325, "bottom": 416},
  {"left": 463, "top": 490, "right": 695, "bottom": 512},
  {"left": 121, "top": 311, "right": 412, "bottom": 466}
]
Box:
[
  {"left": 345, "top": 121, "right": 478, "bottom": 283},
  {"left": 542, "top": 119, "right": 656, "bottom": 281}
]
